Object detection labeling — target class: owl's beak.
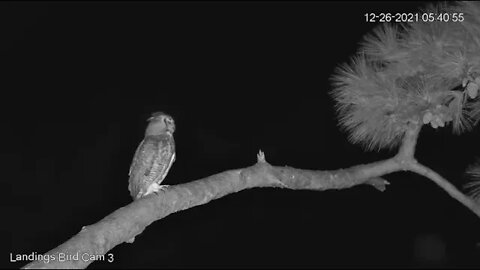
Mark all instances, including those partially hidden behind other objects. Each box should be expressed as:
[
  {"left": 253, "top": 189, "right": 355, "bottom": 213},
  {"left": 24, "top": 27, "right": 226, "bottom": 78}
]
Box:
[{"left": 165, "top": 118, "right": 175, "bottom": 132}]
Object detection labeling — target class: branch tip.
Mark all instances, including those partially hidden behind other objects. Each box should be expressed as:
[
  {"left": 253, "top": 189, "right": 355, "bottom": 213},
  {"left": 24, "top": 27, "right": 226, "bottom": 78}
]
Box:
[
  {"left": 365, "top": 177, "right": 390, "bottom": 192},
  {"left": 257, "top": 150, "right": 266, "bottom": 163}
]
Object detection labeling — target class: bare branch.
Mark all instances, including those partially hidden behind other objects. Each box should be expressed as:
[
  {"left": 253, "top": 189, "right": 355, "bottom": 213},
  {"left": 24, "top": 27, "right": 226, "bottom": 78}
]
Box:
[
  {"left": 22, "top": 118, "right": 480, "bottom": 269},
  {"left": 408, "top": 162, "right": 480, "bottom": 217},
  {"left": 396, "top": 120, "right": 422, "bottom": 162},
  {"left": 394, "top": 120, "right": 480, "bottom": 218},
  {"left": 23, "top": 151, "right": 398, "bottom": 269}
]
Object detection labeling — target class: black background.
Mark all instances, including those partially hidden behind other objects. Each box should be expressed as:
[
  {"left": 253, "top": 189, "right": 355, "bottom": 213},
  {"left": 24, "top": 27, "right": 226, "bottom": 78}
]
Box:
[{"left": 3, "top": 1, "right": 480, "bottom": 268}]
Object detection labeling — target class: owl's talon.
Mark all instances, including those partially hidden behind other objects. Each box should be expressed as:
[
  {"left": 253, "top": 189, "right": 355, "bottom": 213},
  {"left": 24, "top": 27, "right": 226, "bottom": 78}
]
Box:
[
  {"left": 154, "top": 184, "right": 170, "bottom": 193},
  {"left": 145, "top": 183, "right": 170, "bottom": 196}
]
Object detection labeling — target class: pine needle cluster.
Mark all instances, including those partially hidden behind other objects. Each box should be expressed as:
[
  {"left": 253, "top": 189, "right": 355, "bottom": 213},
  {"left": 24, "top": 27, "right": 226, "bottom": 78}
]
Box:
[{"left": 330, "top": 1, "right": 480, "bottom": 151}]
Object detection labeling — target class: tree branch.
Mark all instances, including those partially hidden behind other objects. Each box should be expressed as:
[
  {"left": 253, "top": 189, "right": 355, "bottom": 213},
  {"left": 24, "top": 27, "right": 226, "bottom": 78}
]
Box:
[
  {"left": 23, "top": 122, "right": 480, "bottom": 269},
  {"left": 408, "top": 162, "right": 480, "bottom": 217},
  {"left": 23, "top": 151, "right": 396, "bottom": 269},
  {"left": 393, "top": 121, "right": 480, "bottom": 218},
  {"left": 395, "top": 120, "right": 422, "bottom": 164}
]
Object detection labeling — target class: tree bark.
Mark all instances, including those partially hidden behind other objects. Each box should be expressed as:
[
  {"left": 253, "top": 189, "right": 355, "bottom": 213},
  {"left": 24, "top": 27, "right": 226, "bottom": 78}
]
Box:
[
  {"left": 23, "top": 123, "right": 480, "bottom": 269},
  {"left": 23, "top": 151, "right": 393, "bottom": 269}
]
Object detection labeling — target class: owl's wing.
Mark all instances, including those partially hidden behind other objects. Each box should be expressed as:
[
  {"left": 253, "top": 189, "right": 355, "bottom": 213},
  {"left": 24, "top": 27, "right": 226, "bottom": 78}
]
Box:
[
  {"left": 153, "top": 136, "right": 175, "bottom": 185},
  {"left": 128, "top": 139, "right": 157, "bottom": 198},
  {"left": 155, "top": 151, "right": 175, "bottom": 185}
]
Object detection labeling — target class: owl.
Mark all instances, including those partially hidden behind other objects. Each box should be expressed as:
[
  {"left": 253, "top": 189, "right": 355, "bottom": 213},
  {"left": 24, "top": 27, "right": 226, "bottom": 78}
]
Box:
[{"left": 128, "top": 112, "right": 176, "bottom": 200}]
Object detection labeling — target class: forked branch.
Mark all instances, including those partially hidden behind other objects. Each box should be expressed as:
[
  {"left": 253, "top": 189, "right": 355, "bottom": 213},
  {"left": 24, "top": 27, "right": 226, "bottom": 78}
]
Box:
[{"left": 395, "top": 121, "right": 480, "bottom": 218}]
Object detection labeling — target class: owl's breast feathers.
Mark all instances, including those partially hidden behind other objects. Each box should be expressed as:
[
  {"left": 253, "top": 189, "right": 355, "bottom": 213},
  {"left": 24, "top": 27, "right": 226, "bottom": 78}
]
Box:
[{"left": 128, "top": 133, "right": 175, "bottom": 199}]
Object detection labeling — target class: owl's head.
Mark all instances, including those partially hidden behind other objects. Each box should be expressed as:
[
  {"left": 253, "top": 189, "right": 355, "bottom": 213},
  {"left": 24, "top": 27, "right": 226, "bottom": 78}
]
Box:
[{"left": 145, "top": 112, "right": 175, "bottom": 136}]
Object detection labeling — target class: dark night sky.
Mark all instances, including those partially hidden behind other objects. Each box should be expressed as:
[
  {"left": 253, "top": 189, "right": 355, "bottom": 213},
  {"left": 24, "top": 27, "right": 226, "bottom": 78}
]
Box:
[{"left": 3, "top": 1, "right": 480, "bottom": 268}]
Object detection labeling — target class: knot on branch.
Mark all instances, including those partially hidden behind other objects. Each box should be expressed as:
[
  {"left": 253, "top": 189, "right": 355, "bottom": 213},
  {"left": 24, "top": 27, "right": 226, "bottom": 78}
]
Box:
[
  {"left": 257, "top": 150, "right": 266, "bottom": 163},
  {"left": 394, "top": 155, "right": 417, "bottom": 171}
]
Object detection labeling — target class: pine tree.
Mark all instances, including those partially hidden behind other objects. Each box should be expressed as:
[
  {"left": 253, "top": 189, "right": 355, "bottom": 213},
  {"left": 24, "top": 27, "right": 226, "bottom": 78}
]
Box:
[{"left": 331, "top": 1, "right": 480, "bottom": 208}]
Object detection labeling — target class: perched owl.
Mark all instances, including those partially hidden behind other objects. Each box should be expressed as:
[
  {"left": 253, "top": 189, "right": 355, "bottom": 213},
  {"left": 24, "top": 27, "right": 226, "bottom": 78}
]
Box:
[{"left": 128, "top": 112, "right": 176, "bottom": 200}]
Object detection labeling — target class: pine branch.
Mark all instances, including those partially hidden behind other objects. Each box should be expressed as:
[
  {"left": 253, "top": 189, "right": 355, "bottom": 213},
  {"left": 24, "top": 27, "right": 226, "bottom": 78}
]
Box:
[
  {"left": 464, "top": 161, "right": 480, "bottom": 202},
  {"left": 23, "top": 3, "right": 480, "bottom": 267},
  {"left": 23, "top": 151, "right": 395, "bottom": 269},
  {"left": 409, "top": 162, "right": 480, "bottom": 217},
  {"left": 393, "top": 121, "right": 480, "bottom": 218},
  {"left": 22, "top": 123, "right": 480, "bottom": 269}
]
